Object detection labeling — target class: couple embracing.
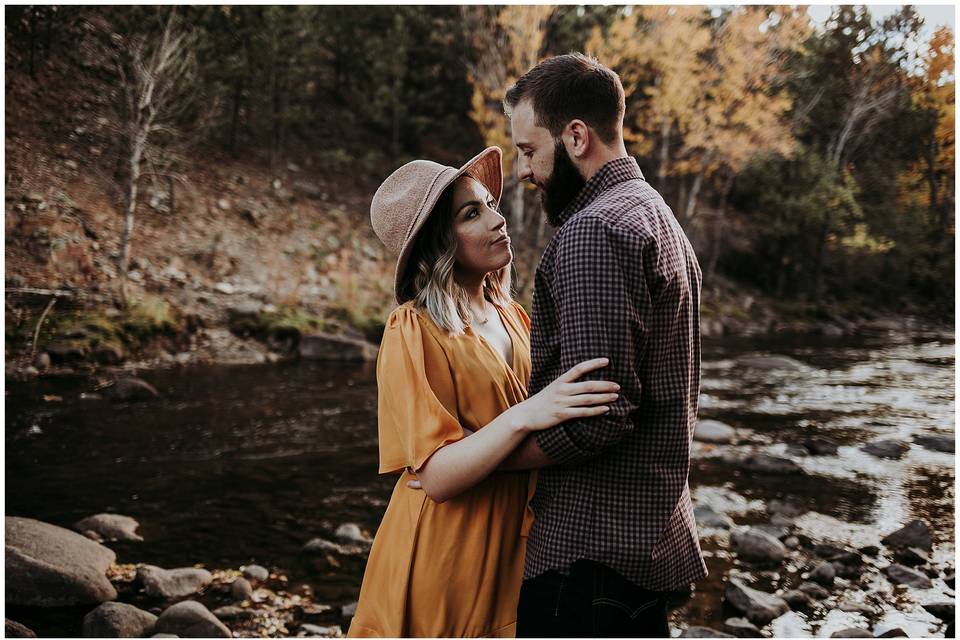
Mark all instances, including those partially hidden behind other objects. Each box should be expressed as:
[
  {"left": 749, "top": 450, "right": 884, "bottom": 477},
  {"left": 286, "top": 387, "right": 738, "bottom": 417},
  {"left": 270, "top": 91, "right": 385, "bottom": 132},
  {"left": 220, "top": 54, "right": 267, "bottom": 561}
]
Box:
[{"left": 348, "top": 54, "right": 707, "bottom": 638}]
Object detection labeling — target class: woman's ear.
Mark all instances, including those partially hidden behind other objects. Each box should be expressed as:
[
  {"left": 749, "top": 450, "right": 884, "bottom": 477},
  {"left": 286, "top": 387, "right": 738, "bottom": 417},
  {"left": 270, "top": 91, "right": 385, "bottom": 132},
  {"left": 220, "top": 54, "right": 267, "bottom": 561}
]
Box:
[{"left": 563, "top": 119, "right": 591, "bottom": 159}]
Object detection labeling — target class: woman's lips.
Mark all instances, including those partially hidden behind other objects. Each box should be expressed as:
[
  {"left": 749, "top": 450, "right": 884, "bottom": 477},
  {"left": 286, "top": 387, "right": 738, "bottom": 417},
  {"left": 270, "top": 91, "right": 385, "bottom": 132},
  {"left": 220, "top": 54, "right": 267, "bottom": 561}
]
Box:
[{"left": 492, "top": 235, "right": 510, "bottom": 246}]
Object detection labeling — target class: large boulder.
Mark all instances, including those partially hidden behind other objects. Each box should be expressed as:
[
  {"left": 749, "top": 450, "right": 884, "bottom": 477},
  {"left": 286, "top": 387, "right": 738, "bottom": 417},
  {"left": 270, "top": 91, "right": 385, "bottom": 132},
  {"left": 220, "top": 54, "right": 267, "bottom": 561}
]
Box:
[
  {"left": 728, "top": 453, "right": 803, "bottom": 475},
  {"left": 695, "top": 420, "right": 737, "bottom": 444},
  {"left": 724, "top": 578, "right": 790, "bottom": 626},
  {"left": 298, "top": 333, "right": 377, "bottom": 361},
  {"left": 882, "top": 563, "right": 934, "bottom": 589},
  {"left": 5, "top": 619, "right": 37, "bottom": 638},
  {"left": 137, "top": 565, "right": 213, "bottom": 599},
  {"left": 797, "top": 581, "right": 830, "bottom": 600},
  {"left": 922, "top": 602, "right": 955, "bottom": 622},
  {"left": 242, "top": 564, "right": 269, "bottom": 583},
  {"left": 723, "top": 617, "right": 763, "bottom": 638},
  {"left": 730, "top": 527, "right": 787, "bottom": 563},
  {"left": 334, "top": 524, "right": 372, "bottom": 546},
  {"left": 881, "top": 519, "right": 932, "bottom": 551},
  {"left": 808, "top": 561, "right": 836, "bottom": 586},
  {"left": 6, "top": 516, "right": 117, "bottom": 606},
  {"left": 830, "top": 629, "right": 872, "bottom": 638},
  {"left": 73, "top": 514, "right": 143, "bottom": 542},
  {"left": 82, "top": 602, "right": 158, "bottom": 638},
  {"left": 153, "top": 601, "right": 231, "bottom": 638}
]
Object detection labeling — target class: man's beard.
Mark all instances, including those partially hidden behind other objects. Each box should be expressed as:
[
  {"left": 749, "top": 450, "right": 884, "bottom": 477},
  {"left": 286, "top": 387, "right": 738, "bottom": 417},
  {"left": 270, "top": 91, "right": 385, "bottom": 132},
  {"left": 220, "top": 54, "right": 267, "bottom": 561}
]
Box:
[{"left": 539, "top": 140, "right": 587, "bottom": 227}]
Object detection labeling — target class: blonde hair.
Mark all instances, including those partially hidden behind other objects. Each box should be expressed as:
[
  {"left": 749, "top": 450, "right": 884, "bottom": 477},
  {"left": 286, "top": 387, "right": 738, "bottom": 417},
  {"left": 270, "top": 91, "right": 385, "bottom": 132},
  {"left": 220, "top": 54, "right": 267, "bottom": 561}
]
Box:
[{"left": 398, "top": 184, "right": 512, "bottom": 335}]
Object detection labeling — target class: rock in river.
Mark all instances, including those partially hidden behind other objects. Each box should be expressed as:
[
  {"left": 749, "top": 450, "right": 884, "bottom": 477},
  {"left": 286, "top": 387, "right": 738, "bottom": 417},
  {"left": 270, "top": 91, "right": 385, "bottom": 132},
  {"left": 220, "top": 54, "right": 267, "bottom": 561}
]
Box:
[
  {"left": 694, "top": 420, "right": 737, "bottom": 444},
  {"left": 881, "top": 519, "right": 932, "bottom": 551},
  {"left": 882, "top": 563, "right": 934, "bottom": 589},
  {"left": 137, "top": 565, "right": 213, "bottom": 599},
  {"left": 922, "top": 602, "right": 955, "bottom": 622},
  {"left": 73, "top": 514, "right": 143, "bottom": 542},
  {"left": 82, "top": 602, "right": 157, "bottom": 638},
  {"left": 154, "top": 601, "right": 230, "bottom": 638},
  {"left": 912, "top": 434, "right": 954, "bottom": 453},
  {"left": 724, "top": 578, "right": 790, "bottom": 626},
  {"left": 731, "top": 527, "right": 787, "bottom": 563},
  {"left": 862, "top": 440, "right": 910, "bottom": 460},
  {"left": 6, "top": 516, "right": 117, "bottom": 606},
  {"left": 230, "top": 577, "right": 253, "bottom": 601},
  {"left": 242, "top": 564, "right": 269, "bottom": 583},
  {"left": 5, "top": 619, "right": 37, "bottom": 638},
  {"left": 808, "top": 561, "right": 836, "bottom": 586},
  {"left": 299, "top": 333, "right": 377, "bottom": 362},
  {"left": 106, "top": 377, "right": 160, "bottom": 402},
  {"left": 723, "top": 617, "right": 763, "bottom": 637},
  {"left": 830, "top": 629, "right": 872, "bottom": 638},
  {"left": 736, "top": 354, "right": 809, "bottom": 371},
  {"left": 694, "top": 504, "right": 734, "bottom": 530}
]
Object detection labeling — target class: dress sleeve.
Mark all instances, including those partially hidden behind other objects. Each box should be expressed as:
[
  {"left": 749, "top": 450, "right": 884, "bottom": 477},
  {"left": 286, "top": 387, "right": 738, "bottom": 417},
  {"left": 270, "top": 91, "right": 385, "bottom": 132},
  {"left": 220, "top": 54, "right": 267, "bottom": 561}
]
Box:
[{"left": 376, "top": 306, "right": 465, "bottom": 474}]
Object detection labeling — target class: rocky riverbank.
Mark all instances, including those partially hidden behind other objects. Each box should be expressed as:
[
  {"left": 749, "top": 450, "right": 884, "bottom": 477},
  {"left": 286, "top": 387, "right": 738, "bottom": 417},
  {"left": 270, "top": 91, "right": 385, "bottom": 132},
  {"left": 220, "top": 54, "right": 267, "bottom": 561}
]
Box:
[{"left": 5, "top": 514, "right": 371, "bottom": 638}]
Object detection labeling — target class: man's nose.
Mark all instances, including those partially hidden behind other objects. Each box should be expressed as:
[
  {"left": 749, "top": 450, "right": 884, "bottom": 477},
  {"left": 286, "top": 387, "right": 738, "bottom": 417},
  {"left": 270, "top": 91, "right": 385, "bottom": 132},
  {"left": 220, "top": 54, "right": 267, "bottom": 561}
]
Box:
[{"left": 517, "top": 156, "right": 532, "bottom": 182}]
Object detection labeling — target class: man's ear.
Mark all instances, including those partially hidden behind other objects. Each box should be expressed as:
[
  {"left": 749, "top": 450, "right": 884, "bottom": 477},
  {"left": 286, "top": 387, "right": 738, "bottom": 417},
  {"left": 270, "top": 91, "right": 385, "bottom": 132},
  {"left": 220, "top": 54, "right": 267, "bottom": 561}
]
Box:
[{"left": 563, "top": 119, "right": 591, "bottom": 159}]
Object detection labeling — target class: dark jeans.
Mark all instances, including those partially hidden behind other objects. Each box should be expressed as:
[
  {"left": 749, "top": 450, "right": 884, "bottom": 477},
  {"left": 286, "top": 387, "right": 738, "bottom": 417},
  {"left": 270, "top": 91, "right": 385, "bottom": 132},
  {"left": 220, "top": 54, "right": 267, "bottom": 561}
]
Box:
[{"left": 517, "top": 560, "right": 670, "bottom": 638}]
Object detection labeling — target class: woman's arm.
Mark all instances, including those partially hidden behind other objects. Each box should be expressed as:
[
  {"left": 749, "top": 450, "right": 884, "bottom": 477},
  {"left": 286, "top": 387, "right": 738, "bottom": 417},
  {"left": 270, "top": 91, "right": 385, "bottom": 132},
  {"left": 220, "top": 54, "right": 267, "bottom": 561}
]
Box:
[{"left": 414, "top": 358, "right": 618, "bottom": 503}]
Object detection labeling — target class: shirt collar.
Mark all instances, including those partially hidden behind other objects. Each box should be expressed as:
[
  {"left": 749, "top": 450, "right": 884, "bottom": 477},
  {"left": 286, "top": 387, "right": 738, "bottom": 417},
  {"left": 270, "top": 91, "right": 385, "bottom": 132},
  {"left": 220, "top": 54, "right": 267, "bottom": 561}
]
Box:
[{"left": 554, "top": 156, "right": 645, "bottom": 228}]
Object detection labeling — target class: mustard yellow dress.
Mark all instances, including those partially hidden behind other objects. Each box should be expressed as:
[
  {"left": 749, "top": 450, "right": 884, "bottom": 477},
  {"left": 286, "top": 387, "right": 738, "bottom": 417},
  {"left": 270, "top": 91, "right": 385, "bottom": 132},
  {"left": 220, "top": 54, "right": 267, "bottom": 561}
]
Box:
[{"left": 348, "top": 300, "right": 535, "bottom": 638}]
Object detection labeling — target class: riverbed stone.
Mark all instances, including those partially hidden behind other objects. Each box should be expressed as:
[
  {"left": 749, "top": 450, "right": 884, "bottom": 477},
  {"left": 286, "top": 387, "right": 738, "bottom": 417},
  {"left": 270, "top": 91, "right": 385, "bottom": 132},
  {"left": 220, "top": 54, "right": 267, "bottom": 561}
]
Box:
[
  {"left": 341, "top": 602, "right": 358, "bottom": 620},
  {"left": 804, "top": 436, "right": 839, "bottom": 455},
  {"left": 922, "top": 602, "right": 955, "bottom": 621},
  {"left": 809, "top": 561, "right": 836, "bottom": 586},
  {"left": 231, "top": 577, "right": 253, "bottom": 601},
  {"left": 882, "top": 519, "right": 932, "bottom": 551},
  {"left": 723, "top": 617, "right": 763, "bottom": 637},
  {"left": 781, "top": 589, "right": 814, "bottom": 611},
  {"left": 242, "top": 564, "right": 269, "bottom": 582},
  {"left": 680, "top": 627, "right": 736, "bottom": 638},
  {"left": 46, "top": 341, "right": 88, "bottom": 363},
  {"left": 913, "top": 435, "right": 954, "bottom": 453},
  {"left": 797, "top": 581, "right": 830, "bottom": 599},
  {"left": 33, "top": 352, "right": 51, "bottom": 370},
  {"left": 736, "top": 354, "right": 808, "bottom": 371},
  {"left": 82, "top": 602, "right": 157, "bottom": 638},
  {"left": 93, "top": 344, "right": 125, "bottom": 365},
  {"left": 5, "top": 619, "right": 37, "bottom": 638},
  {"left": 863, "top": 440, "right": 910, "bottom": 460},
  {"left": 154, "top": 601, "right": 230, "bottom": 638},
  {"left": 694, "top": 504, "right": 734, "bottom": 529},
  {"left": 739, "top": 453, "right": 803, "bottom": 474},
  {"left": 894, "top": 546, "right": 930, "bottom": 566},
  {"left": 6, "top": 516, "right": 117, "bottom": 606},
  {"left": 877, "top": 628, "right": 908, "bottom": 638},
  {"left": 784, "top": 536, "right": 800, "bottom": 549},
  {"left": 137, "top": 565, "right": 213, "bottom": 599},
  {"left": 838, "top": 602, "right": 877, "bottom": 616},
  {"left": 211, "top": 605, "right": 255, "bottom": 621},
  {"left": 883, "top": 563, "right": 934, "bottom": 589},
  {"left": 335, "top": 523, "right": 372, "bottom": 546},
  {"left": 830, "top": 629, "right": 872, "bottom": 638},
  {"left": 768, "top": 499, "right": 807, "bottom": 517},
  {"left": 73, "top": 514, "right": 143, "bottom": 542},
  {"left": 724, "top": 578, "right": 790, "bottom": 626},
  {"left": 731, "top": 527, "right": 787, "bottom": 563},
  {"left": 299, "top": 333, "right": 377, "bottom": 362},
  {"left": 300, "top": 624, "right": 343, "bottom": 637},
  {"left": 106, "top": 377, "right": 160, "bottom": 402},
  {"left": 694, "top": 420, "right": 737, "bottom": 444}
]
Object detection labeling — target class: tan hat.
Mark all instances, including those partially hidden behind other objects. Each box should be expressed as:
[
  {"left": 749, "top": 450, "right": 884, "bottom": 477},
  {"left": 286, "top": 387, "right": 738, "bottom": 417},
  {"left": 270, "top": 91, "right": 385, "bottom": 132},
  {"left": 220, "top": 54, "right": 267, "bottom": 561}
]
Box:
[{"left": 370, "top": 146, "right": 503, "bottom": 303}]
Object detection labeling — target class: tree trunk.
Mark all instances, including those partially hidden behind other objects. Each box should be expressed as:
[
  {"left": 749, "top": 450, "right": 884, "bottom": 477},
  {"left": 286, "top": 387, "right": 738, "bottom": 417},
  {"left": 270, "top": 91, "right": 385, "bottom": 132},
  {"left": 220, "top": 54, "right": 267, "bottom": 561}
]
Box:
[
  {"left": 120, "top": 139, "right": 143, "bottom": 306},
  {"left": 656, "top": 117, "right": 671, "bottom": 190},
  {"left": 706, "top": 174, "right": 735, "bottom": 282},
  {"left": 682, "top": 169, "right": 705, "bottom": 226},
  {"left": 812, "top": 211, "right": 831, "bottom": 305}
]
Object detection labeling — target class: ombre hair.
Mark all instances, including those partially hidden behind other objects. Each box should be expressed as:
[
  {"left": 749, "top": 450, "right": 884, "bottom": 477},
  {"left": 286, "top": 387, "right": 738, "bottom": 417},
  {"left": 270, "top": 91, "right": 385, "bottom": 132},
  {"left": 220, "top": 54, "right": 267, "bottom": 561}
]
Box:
[{"left": 397, "top": 184, "right": 512, "bottom": 335}]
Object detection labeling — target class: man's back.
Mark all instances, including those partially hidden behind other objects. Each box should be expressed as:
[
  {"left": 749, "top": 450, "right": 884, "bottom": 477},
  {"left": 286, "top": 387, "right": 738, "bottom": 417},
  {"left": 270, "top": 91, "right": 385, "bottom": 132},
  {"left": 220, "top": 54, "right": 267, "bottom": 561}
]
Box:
[{"left": 526, "top": 156, "right": 707, "bottom": 592}]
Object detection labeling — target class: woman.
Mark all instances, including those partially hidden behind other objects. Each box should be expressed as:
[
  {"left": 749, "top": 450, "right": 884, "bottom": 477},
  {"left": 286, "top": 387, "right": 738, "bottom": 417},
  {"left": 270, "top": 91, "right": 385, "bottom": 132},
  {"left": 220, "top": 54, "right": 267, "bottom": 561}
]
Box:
[{"left": 349, "top": 147, "right": 618, "bottom": 637}]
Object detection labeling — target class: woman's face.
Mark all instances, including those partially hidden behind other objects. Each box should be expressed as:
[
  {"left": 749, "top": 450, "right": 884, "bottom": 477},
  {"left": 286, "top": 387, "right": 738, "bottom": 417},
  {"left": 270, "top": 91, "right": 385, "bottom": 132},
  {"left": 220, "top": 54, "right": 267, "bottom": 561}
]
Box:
[{"left": 450, "top": 176, "right": 511, "bottom": 279}]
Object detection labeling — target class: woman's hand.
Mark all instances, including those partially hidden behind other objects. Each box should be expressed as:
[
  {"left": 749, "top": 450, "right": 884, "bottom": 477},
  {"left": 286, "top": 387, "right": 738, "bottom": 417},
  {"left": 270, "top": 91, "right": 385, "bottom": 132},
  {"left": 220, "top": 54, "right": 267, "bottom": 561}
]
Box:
[{"left": 506, "top": 357, "right": 619, "bottom": 433}]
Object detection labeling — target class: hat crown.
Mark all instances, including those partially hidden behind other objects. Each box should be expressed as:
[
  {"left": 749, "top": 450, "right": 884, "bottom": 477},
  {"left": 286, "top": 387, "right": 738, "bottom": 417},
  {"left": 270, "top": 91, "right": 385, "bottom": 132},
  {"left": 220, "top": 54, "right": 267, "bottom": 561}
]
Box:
[{"left": 370, "top": 160, "right": 453, "bottom": 255}]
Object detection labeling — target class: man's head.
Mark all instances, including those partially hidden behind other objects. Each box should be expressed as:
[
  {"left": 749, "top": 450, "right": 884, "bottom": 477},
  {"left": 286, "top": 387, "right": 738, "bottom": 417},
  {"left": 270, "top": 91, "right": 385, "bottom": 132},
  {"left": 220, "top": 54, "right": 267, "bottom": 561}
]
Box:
[{"left": 504, "top": 53, "right": 626, "bottom": 225}]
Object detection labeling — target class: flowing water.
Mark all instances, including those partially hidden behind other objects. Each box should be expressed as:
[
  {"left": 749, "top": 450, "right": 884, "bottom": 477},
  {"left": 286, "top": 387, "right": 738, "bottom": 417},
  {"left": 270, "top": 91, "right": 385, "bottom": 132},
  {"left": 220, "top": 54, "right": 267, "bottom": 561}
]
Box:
[{"left": 5, "top": 326, "right": 955, "bottom": 637}]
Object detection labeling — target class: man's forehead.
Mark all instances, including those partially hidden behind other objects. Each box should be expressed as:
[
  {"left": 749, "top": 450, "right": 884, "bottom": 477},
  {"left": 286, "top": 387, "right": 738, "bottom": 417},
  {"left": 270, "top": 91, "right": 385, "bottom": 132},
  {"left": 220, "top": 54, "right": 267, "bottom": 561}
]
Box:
[{"left": 510, "top": 100, "right": 546, "bottom": 144}]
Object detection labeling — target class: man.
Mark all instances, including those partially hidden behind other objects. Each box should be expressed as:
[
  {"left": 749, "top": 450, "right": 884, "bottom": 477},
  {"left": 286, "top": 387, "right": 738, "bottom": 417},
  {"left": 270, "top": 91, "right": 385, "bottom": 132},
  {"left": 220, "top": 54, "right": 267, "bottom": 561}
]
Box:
[{"left": 501, "top": 53, "right": 707, "bottom": 637}]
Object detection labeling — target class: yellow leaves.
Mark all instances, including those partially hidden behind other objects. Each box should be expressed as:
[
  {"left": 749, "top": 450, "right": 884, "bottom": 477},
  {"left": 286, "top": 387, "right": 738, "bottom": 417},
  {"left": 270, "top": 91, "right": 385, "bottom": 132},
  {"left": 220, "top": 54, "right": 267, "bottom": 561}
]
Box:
[{"left": 839, "top": 223, "right": 896, "bottom": 254}]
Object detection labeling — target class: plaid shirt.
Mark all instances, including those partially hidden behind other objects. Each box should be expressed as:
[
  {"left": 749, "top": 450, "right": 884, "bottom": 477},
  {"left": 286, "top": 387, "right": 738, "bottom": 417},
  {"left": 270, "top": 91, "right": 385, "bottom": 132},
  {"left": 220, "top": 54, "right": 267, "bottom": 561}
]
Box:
[{"left": 525, "top": 156, "right": 708, "bottom": 591}]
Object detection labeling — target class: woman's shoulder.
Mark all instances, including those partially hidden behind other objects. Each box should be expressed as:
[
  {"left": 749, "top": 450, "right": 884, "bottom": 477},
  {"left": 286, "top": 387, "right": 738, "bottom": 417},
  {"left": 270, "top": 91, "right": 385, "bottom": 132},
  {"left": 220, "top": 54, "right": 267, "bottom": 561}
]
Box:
[
  {"left": 385, "top": 302, "right": 447, "bottom": 342},
  {"left": 506, "top": 300, "right": 531, "bottom": 332}
]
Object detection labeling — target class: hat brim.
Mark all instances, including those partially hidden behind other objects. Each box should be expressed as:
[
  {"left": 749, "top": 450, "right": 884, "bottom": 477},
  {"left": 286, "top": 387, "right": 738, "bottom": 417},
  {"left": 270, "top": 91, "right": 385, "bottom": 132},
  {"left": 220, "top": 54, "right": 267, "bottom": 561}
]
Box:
[{"left": 392, "top": 146, "right": 504, "bottom": 303}]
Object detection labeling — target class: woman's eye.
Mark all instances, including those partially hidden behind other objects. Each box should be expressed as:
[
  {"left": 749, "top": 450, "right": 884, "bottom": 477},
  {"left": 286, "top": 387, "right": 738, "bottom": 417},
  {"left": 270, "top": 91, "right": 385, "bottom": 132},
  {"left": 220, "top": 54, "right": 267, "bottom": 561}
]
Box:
[{"left": 466, "top": 208, "right": 479, "bottom": 219}]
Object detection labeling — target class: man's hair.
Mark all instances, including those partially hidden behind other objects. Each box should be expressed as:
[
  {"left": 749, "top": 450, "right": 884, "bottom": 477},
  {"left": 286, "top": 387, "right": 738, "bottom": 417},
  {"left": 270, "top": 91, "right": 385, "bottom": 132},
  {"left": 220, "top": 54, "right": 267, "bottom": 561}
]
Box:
[
  {"left": 398, "top": 182, "right": 512, "bottom": 335},
  {"left": 504, "top": 53, "right": 625, "bottom": 145}
]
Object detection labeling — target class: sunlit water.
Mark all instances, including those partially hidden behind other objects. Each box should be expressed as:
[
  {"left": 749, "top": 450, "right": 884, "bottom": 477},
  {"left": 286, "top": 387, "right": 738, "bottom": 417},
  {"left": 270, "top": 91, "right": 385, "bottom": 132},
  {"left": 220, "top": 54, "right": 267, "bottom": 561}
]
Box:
[{"left": 5, "top": 327, "right": 955, "bottom": 637}]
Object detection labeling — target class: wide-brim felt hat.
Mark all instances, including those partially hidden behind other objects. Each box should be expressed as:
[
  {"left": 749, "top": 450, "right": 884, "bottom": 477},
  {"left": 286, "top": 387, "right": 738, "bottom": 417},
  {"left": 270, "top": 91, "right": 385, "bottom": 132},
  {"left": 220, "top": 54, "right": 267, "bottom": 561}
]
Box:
[{"left": 370, "top": 146, "right": 503, "bottom": 303}]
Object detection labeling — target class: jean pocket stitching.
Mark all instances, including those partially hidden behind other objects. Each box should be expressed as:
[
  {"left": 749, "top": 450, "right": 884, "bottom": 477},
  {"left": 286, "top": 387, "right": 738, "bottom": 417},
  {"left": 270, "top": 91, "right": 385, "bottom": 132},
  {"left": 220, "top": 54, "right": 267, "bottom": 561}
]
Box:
[{"left": 592, "top": 596, "right": 660, "bottom": 619}]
